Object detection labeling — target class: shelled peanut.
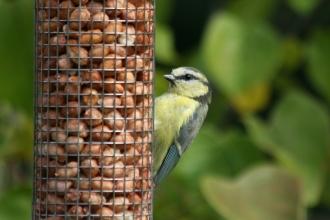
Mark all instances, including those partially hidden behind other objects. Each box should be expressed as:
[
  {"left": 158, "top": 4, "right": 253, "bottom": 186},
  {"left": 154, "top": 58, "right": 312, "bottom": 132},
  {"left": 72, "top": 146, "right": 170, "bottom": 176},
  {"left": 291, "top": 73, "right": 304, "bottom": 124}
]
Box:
[{"left": 35, "top": 0, "right": 154, "bottom": 219}]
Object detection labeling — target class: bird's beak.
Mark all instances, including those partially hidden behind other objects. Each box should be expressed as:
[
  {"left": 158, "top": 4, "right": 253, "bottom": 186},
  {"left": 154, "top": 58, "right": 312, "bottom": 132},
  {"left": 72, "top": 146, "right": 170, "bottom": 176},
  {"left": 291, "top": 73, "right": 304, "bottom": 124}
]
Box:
[{"left": 164, "top": 74, "right": 175, "bottom": 84}]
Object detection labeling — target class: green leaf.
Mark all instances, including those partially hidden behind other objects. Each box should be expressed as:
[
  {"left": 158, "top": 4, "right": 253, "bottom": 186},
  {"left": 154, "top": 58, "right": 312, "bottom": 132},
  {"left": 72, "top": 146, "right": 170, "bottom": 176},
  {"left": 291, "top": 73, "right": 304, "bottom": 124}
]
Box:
[
  {"left": 0, "top": 102, "right": 33, "bottom": 160},
  {"left": 231, "top": 83, "right": 272, "bottom": 115},
  {"left": 229, "top": 0, "right": 277, "bottom": 21},
  {"left": 245, "top": 92, "right": 330, "bottom": 206},
  {"left": 155, "top": 0, "right": 174, "bottom": 23},
  {"left": 156, "top": 24, "right": 178, "bottom": 65},
  {"left": 153, "top": 127, "right": 222, "bottom": 219},
  {"left": 0, "top": 0, "right": 34, "bottom": 116},
  {"left": 201, "top": 12, "right": 282, "bottom": 97},
  {"left": 287, "top": 0, "right": 320, "bottom": 15},
  {"left": 320, "top": 174, "right": 330, "bottom": 208},
  {"left": 0, "top": 187, "right": 32, "bottom": 220},
  {"left": 155, "top": 68, "right": 171, "bottom": 97},
  {"left": 201, "top": 165, "right": 306, "bottom": 220},
  {"left": 174, "top": 126, "right": 265, "bottom": 185},
  {"left": 282, "top": 37, "right": 304, "bottom": 72},
  {"left": 306, "top": 29, "right": 330, "bottom": 103},
  {"left": 155, "top": 127, "right": 263, "bottom": 220}
]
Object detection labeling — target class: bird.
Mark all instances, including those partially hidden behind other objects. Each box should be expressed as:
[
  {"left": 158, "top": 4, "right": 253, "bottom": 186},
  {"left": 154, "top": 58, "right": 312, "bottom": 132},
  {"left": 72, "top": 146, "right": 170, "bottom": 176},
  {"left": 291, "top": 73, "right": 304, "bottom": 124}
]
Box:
[{"left": 153, "top": 67, "right": 212, "bottom": 186}]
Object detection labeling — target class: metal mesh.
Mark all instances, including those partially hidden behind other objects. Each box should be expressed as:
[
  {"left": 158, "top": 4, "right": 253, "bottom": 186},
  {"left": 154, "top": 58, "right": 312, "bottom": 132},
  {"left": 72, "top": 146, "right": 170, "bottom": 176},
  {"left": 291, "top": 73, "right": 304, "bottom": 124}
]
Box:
[{"left": 33, "top": 0, "right": 155, "bottom": 219}]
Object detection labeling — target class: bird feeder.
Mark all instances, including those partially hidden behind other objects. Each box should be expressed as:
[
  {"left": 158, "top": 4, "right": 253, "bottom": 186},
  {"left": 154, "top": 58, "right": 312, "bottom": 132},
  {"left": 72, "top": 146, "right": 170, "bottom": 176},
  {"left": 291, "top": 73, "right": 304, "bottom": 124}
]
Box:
[{"left": 33, "top": 0, "right": 155, "bottom": 219}]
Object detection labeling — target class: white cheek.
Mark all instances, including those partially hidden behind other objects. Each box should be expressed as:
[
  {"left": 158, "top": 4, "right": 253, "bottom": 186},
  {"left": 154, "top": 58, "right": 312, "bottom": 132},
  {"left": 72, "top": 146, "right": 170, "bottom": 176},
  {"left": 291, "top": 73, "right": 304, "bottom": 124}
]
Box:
[{"left": 178, "top": 80, "right": 190, "bottom": 88}]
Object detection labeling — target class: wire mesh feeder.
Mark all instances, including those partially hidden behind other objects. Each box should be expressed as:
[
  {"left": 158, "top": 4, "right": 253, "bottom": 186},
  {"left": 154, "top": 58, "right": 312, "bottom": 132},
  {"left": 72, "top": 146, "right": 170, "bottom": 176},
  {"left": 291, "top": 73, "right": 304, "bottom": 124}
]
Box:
[{"left": 34, "top": 0, "right": 155, "bottom": 219}]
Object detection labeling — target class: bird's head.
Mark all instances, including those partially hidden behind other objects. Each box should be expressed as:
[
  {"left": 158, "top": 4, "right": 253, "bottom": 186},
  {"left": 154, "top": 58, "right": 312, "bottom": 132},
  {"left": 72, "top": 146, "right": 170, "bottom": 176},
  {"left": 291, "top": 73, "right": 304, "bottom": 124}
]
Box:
[{"left": 164, "top": 67, "right": 212, "bottom": 104}]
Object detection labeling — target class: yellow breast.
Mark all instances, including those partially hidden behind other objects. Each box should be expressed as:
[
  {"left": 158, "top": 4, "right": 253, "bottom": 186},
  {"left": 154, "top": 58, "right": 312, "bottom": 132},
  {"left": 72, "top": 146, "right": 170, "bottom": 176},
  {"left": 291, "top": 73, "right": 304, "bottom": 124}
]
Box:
[{"left": 154, "top": 93, "right": 199, "bottom": 171}]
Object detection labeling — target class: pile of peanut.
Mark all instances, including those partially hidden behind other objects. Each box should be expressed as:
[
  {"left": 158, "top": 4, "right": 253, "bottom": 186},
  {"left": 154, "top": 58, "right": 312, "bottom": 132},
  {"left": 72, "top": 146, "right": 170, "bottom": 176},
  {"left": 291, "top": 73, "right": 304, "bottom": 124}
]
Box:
[{"left": 35, "top": 0, "right": 154, "bottom": 219}]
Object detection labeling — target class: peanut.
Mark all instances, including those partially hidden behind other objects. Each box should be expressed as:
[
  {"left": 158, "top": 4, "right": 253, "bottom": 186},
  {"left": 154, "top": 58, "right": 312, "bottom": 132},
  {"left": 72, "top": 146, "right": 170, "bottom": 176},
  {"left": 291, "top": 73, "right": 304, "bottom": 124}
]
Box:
[
  {"left": 92, "top": 176, "right": 114, "bottom": 190},
  {"left": 39, "top": 143, "right": 66, "bottom": 162},
  {"left": 115, "top": 180, "right": 134, "bottom": 191},
  {"left": 69, "top": 7, "right": 91, "bottom": 30},
  {"left": 104, "top": 78, "right": 125, "bottom": 94},
  {"left": 48, "top": 180, "right": 73, "bottom": 194},
  {"left": 50, "top": 127, "right": 67, "bottom": 143},
  {"left": 126, "top": 167, "right": 140, "bottom": 178},
  {"left": 81, "top": 192, "right": 106, "bottom": 204},
  {"left": 63, "top": 24, "right": 80, "bottom": 39},
  {"left": 98, "top": 146, "right": 120, "bottom": 166},
  {"left": 120, "top": 146, "right": 140, "bottom": 165},
  {"left": 81, "top": 143, "right": 102, "bottom": 159},
  {"left": 120, "top": 2, "right": 136, "bottom": 20},
  {"left": 104, "top": 110, "right": 125, "bottom": 131},
  {"left": 50, "top": 73, "right": 68, "bottom": 90},
  {"left": 37, "top": 125, "right": 52, "bottom": 141},
  {"left": 87, "top": 12, "right": 110, "bottom": 30},
  {"left": 110, "top": 132, "right": 134, "bottom": 150},
  {"left": 104, "top": 20, "right": 123, "bottom": 43},
  {"left": 105, "top": 0, "right": 124, "bottom": 16},
  {"left": 39, "top": 17, "right": 64, "bottom": 33},
  {"left": 80, "top": 29, "right": 103, "bottom": 44},
  {"left": 72, "top": 0, "right": 89, "bottom": 6},
  {"left": 89, "top": 46, "right": 110, "bottom": 63},
  {"left": 81, "top": 159, "right": 100, "bottom": 177},
  {"left": 65, "top": 188, "right": 81, "bottom": 203},
  {"left": 95, "top": 207, "right": 115, "bottom": 220},
  {"left": 108, "top": 196, "right": 129, "bottom": 213},
  {"left": 49, "top": 90, "right": 66, "bottom": 106},
  {"left": 58, "top": 54, "right": 76, "bottom": 75},
  {"left": 56, "top": 161, "right": 78, "bottom": 178},
  {"left": 81, "top": 70, "right": 103, "bottom": 89},
  {"left": 116, "top": 71, "right": 135, "bottom": 91},
  {"left": 61, "top": 101, "right": 82, "bottom": 117},
  {"left": 103, "top": 160, "right": 125, "bottom": 178},
  {"left": 91, "top": 125, "right": 112, "bottom": 141},
  {"left": 49, "top": 34, "right": 66, "bottom": 52},
  {"left": 84, "top": 108, "right": 103, "bottom": 127},
  {"left": 67, "top": 39, "right": 89, "bottom": 65},
  {"left": 98, "top": 96, "right": 122, "bottom": 113},
  {"left": 67, "top": 205, "right": 84, "bottom": 220},
  {"left": 63, "top": 119, "right": 89, "bottom": 138},
  {"left": 99, "top": 54, "right": 123, "bottom": 72},
  {"left": 86, "top": 2, "right": 104, "bottom": 15},
  {"left": 81, "top": 87, "right": 99, "bottom": 106},
  {"left": 41, "top": 109, "right": 61, "bottom": 127},
  {"left": 47, "top": 193, "right": 65, "bottom": 214},
  {"left": 66, "top": 136, "right": 84, "bottom": 154},
  {"left": 58, "top": 1, "right": 75, "bottom": 20}
]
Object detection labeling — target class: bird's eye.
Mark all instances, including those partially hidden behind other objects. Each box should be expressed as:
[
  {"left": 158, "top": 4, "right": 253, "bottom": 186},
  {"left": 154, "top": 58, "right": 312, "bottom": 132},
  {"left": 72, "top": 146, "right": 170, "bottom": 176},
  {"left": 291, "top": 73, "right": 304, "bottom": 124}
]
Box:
[{"left": 185, "top": 74, "right": 192, "bottom": 80}]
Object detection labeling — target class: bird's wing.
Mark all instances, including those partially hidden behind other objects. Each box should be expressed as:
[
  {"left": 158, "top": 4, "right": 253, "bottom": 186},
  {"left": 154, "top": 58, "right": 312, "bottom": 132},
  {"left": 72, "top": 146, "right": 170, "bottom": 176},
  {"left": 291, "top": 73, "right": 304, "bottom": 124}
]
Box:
[
  {"left": 153, "top": 106, "right": 208, "bottom": 186},
  {"left": 176, "top": 105, "right": 208, "bottom": 154},
  {"left": 153, "top": 144, "right": 180, "bottom": 186}
]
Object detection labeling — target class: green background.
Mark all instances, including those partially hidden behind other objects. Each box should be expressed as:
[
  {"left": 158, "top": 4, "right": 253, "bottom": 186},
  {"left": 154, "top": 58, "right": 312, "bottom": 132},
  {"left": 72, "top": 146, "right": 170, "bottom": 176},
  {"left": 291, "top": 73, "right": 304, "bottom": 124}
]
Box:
[{"left": 1, "top": 0, "right": 330, "bottom": 219}]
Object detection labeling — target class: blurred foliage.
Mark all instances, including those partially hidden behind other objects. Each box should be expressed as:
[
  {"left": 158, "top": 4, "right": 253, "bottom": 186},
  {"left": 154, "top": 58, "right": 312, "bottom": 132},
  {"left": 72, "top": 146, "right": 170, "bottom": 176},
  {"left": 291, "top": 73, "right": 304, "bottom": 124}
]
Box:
[
  {"left": 245, "top": 92, "right": 329, "bottom": 206},
  {"left": 201, "top": 165, "right": 305, "bottom": 220},
  {"left": 1, "top": 0, "right": 330, "bottom": 219},
  {"left": 0, "top": 101, "right": 33, "bottom": 160},
  {"left": 155, "top": 0, "right": 330, "bottom": 219},
  {"left": 0, "top": 187, "right": 32, "bottom": 219}
]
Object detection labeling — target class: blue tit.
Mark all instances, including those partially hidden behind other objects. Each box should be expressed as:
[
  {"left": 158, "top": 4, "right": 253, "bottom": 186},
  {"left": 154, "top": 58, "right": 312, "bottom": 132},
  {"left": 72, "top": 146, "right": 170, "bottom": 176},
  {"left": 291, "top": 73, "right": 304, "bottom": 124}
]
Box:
[{"left": 153, "top": 67, "right": 212, "bottom": 186}]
